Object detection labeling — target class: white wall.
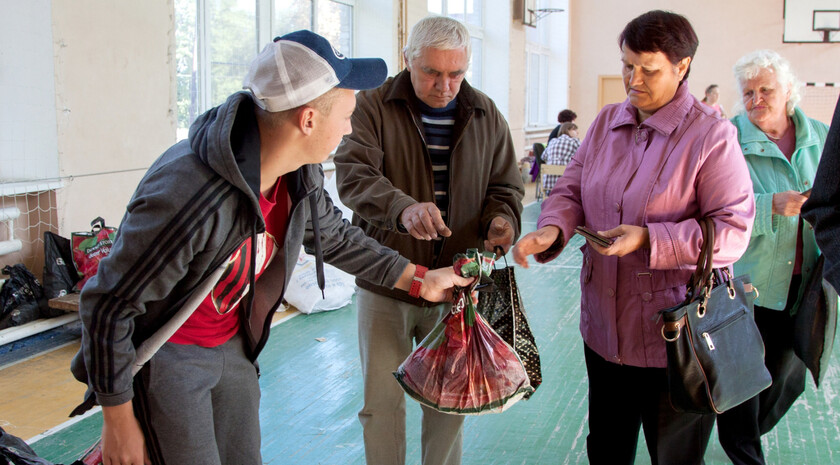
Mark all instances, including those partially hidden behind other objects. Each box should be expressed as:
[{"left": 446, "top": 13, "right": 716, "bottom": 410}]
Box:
[
  {"left": 569, "top": 0, "right": 840, "bottom": 135},
  {"left": 52, "top": 1, "right": 176, "bottom": 233},
  {"left": 0, "top": 0, "right": 59, "bottom": 183}
]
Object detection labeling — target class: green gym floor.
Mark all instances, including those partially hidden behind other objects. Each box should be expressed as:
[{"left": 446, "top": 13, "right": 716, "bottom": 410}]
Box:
[{"left": 6, "top": 202, "right": 840, "bottom": 464}]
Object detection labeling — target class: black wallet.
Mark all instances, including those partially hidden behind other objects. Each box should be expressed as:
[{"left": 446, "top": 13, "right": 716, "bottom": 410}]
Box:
[{"left": 574, "top": 226, "right": 614, "bottom": 247}]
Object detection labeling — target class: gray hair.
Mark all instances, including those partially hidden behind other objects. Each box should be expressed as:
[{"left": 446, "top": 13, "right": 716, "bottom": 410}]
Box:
[
  {"left": 403, "top": 15, "right": 472, "bottom": 64},
  {"left": 733, "top": 49, "right": 802, "bottom": 116}
]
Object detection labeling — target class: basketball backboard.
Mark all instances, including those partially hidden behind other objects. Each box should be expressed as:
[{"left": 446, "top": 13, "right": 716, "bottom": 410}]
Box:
[{"left": 784, "top": 0, "right": 840, "bottom": 43}]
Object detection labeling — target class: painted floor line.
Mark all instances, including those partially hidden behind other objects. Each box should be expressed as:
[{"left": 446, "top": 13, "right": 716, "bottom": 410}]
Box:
[
  {"left": 27, "top": 407, "right": 101, "bottom": 444},
  {"left": 0, "top": 340, "right": 78, "bottom": 371}
]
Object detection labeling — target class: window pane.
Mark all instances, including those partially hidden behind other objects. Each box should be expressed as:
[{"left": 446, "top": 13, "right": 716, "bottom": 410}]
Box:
[
  {"left": 465, "top": 0, "right": 481, "bottom": 26},
  {"left": 317, "top": 1, "right": 352, "bottom": 56},
  {"left": 447, "top": 0, "right": 465, "bottom": 22},
  {"left": 466, "top": 37, "right": 482, "bottom": 89},
  {"left": 428, "top": 0, "right": 442, "bottom": 14},
  {"left": 273, "top": 0, "right": 312, "bottom": 38},
  {"left": 207, "top": 0, "right": 257, "bottom": 107},
  {"left": 175, "top": 0, "right": 198, "bottom": 136},
  {"left": 528, "top": 52, "right": 540, "bottom": 125},
  {"left": 539, "top": 54, "right": 548, "bottom": 124}
]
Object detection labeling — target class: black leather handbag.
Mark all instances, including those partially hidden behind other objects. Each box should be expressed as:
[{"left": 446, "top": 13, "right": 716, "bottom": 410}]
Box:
[
  {"left": 477, "top": 251, "right": 542, "bottom": 397},
  {"left": 660, "top": 217, "right": 771, "bottom": 414}
]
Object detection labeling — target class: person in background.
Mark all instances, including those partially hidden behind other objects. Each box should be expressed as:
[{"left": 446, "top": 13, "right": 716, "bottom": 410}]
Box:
[
  {"left": 716, "top": 49, "right": 829, "bottom": 465},
  {"left": 334, "top": 15, "right": 524, "bottom": 465},
  {"left": 702, "top": 84, "right": 726, "bottom": 118},
  {"left": 513, "top": 10, "right": 754, "bottom": 464},
  {"left": 802, "top": 96, "right": 840, "bottom": 293},
  {"left": 69, "top": 30, "right": 471, "bottom": 465},
  {"left": 547, "top": 108, "right": 578, "bottom": 142},
  {"left": 541, "top": 121, "right": 580, "bottom": 194}
]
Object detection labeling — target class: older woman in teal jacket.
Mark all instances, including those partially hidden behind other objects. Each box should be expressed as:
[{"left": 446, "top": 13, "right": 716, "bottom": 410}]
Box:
[{"left": 716, "top": 50, "right": 829, "bottom": 465}]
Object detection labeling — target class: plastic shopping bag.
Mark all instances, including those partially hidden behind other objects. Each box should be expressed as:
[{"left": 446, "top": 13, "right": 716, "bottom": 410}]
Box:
[
  {"left": 284, "top": 250, "right": 356, "bottom": 314},
  {"left": 393, "top": 249, "right": 533, "bottom": 415},
  {"left": 71, "top": 217, "right": 117, "bottom": 291}
]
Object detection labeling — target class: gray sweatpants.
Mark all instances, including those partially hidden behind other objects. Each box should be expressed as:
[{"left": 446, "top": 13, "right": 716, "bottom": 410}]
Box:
[
  {"left": 137, "top": 332, "right": 262, "bottom": 465},
  {"left": 357, "top": 288, "right": 464, "bottom": 465}
]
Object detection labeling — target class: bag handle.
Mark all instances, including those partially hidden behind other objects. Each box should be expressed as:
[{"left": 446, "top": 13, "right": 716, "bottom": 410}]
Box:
[
  {"left": 493, "top": 245, "right": 508, "bottom": 269},
  {"left": 90, "top": 216, "right": 106, "bottom": 233},
  {"left": 687, "top": 217, "right": 715, "bottom": 300}
]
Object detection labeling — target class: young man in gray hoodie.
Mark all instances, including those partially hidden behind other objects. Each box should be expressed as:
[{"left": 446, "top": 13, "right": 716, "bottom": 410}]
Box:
[{"left": 70, "top": 30, "right": 471, "bottom": 465}]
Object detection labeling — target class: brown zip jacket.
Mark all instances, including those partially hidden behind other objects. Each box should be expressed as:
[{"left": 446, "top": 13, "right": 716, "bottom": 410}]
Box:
[{"left": 334, "top": 70, "right": 524, "bottom": 305}]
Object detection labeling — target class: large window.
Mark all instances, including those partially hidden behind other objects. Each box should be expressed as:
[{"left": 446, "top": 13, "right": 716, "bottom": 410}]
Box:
[
  {"left": 175, "top": 0, "right": 355, "bottom": 139},
  {"left": 427, "top": 0, "right": 483, "bottom": 89},
  {"left": 524, "top": 0, "right": 569, "bottom": 129},
  {"left": 526, "top": 48, "right": 550, "bottom": 127}
]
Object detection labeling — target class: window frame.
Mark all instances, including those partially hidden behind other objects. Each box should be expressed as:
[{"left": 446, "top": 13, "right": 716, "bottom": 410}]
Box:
[
  {"left": 427, "top": 0, "right": 484, "bottom": 89},
  {"left": 178, "top": 0, "right": 356, "bottom": 137}
]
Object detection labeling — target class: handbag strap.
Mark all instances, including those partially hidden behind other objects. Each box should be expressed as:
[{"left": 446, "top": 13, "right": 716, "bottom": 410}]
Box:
[
  {"left": 132, "top": 264, "right": 226, "bottom": 375},
  {"left": 687, "top": 217, "right": 715, "bottom": 299}
]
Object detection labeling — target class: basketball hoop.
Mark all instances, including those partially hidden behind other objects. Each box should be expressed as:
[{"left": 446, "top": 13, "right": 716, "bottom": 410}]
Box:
[
  {"left": 528, "top": 8, "right": 564, "bottom": 24},
  {"left": 813, "top": 10, "right": 840, "bottom": 43}
]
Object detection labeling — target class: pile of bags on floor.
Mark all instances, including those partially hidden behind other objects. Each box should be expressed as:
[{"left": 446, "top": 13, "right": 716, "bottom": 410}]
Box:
[
  {"left": 0, "top": 264, "right": 55, "bottom": 330},
  {"left": 0, "top": 217, "right": 116, "bottom": 330}
]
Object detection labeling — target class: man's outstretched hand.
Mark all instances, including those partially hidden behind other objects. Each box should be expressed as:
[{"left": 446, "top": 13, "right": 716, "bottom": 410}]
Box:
[
  {"left": 400, "top": 202, "right": 452, "bottom": 240},
  {"left": 484, "top": 216, "right": 515, "bottom": 254}
]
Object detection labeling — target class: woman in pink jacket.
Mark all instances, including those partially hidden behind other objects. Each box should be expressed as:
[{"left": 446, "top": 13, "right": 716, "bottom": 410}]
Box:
[{"left": 514, "top": 10, "right": 755, "bottom": 465}]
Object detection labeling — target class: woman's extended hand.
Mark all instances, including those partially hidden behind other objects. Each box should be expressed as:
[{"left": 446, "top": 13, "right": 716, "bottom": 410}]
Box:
[
  {"left": 590, "top": 224, "right": 649, "bottom": 257},
  {"left": 772, "top": 190, "right": 809, "bottom": 217},
  {"left": 512, "top": 226, "right": 561, "bottom": 268}
]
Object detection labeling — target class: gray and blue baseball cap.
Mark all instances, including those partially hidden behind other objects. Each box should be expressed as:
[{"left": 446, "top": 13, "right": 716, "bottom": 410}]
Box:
[{"left": 243, "top": 30, "right": 387, "bottom": 112}]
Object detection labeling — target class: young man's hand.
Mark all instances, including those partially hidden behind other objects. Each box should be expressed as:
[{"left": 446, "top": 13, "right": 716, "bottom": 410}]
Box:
[
  {"left": 101, "top": 402, "right": 151, "bottom": 465},
  {"left": 420, "top": 267, "right": 475, "bottom": 302}
]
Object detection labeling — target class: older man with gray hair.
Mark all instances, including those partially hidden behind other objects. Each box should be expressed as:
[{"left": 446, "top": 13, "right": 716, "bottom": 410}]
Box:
[{"left": 334, "top": 14, "right": 524, "bottom": 465}]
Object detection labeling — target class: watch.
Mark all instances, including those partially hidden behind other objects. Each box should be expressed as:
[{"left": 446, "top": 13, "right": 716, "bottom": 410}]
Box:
[{"left": 408, "top": 265, "right": 428, "bottom": 298}]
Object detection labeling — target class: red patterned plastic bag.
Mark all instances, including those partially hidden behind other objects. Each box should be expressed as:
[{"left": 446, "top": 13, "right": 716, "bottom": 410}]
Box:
[
  {"left": 393, "top": 250, "right": 533, "bottom": 415},
  {"left": 71, "top": 217, "right": 117, "bottom": 291}
]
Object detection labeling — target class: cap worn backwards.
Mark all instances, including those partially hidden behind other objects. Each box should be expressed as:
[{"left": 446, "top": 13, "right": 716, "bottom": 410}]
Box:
[{"left": 243, "top": 30, "right": 388, "bottom": 112}]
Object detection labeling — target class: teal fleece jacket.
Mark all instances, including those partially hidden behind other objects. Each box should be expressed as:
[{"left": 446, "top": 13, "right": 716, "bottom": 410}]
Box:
[{"left": 732, "top": 107, "right": 829, "bottom": 310}]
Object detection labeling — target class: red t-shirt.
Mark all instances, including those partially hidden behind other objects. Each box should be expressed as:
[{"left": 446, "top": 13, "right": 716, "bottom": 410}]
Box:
[{"left": 170, "top": 176, "right": 289, "bottom": 347}]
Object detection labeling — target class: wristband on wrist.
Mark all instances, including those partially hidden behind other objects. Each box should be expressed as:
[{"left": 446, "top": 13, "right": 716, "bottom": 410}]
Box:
[{"left": 408, "top": 265, "right": 428, "bottom": 298}]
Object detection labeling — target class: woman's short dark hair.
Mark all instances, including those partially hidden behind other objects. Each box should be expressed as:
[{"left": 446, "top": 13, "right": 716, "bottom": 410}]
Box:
[
  {"left": 618, "top": 10, "right": 698, "bottom": 81},
  {"left": 557, "top": 109, "right": 577, "bottom": 123}
]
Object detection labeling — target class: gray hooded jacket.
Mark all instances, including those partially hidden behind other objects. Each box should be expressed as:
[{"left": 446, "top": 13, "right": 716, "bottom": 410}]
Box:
[{"left": 71, "top": 92, "right": 409, "bottom": 412}]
